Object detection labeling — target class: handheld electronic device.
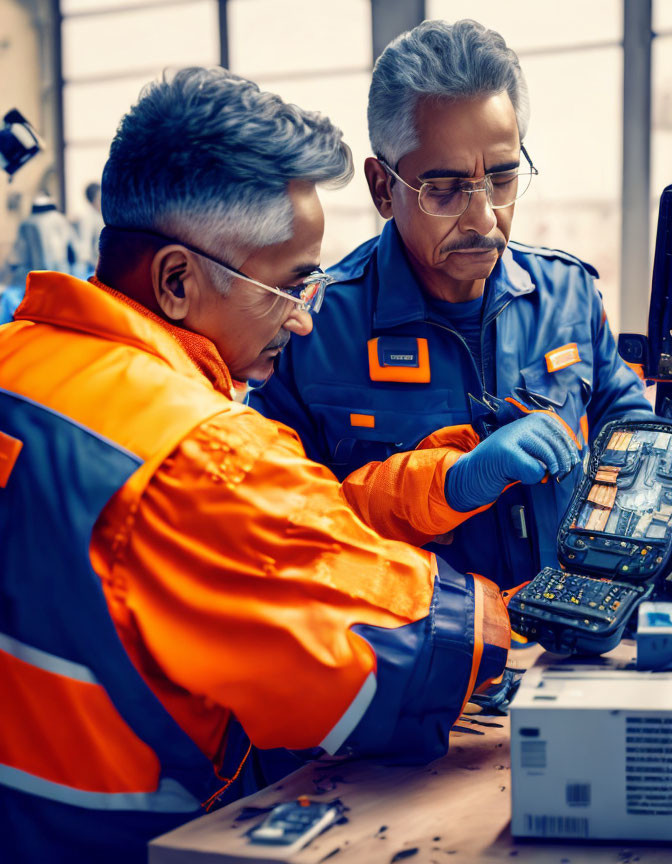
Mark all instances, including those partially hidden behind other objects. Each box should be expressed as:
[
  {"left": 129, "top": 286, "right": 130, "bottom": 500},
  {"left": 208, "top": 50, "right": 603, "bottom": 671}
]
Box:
[
  {"left": 508, "top": 420, "right": 672, "bottom": 653},
  {"left": 246, "top": 798, "right": 340, "bottom": 856}
]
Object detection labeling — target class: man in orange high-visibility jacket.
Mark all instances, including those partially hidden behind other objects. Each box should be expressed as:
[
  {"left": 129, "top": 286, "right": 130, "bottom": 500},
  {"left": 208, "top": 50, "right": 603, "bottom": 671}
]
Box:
[{"left": 0, "top": 68, "right": 512, "bottom": 864}]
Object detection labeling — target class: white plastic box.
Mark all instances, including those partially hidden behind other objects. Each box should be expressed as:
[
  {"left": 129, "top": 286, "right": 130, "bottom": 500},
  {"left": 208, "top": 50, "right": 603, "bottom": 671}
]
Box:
[{"left": 510, "top": 647, "right": 672, "bottom": 841}]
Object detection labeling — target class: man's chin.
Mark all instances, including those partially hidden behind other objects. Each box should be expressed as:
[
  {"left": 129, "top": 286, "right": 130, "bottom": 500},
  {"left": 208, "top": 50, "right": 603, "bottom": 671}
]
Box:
[
  {"left": 232, "top": 351, "right": 279, "bottom": 385},
  {"left": 441, "top": 249, "right": 500, "bottom": 280}
]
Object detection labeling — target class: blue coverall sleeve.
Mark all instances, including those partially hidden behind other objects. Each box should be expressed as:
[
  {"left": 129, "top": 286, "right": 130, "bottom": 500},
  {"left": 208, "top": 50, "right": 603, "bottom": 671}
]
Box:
[
  {"left": 586, "top": 279, "right": 652, "bottom": 440},
  {"left": 249, "top": 344, "right": 327, "bottom": 465},
  {"left": 342, "top": 560, "right": 509, "bottom": 762}
]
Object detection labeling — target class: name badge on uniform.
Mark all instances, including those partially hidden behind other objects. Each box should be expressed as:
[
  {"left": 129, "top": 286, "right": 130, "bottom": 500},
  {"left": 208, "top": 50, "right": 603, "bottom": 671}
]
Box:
[
  {"left": 367, "top": 337, "right": 431, "bottom": 383},
  {"left": 545, "top": 343, "right": 581, "bottom": 373}
]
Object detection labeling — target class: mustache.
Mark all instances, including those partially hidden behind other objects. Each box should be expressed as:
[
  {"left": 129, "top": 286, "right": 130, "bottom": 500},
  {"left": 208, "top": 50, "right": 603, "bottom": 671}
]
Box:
[
  {"left": 263, "top": 332, "right": 291, "bottom": 352},
  {"left": 440, "top": 235, "right": 506, "bottom": 255}
]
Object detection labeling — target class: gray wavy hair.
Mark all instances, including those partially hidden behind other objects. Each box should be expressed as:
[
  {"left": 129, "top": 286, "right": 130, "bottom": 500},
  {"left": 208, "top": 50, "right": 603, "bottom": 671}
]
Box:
[
  {"left": 368, "top": 19, "right": 530, "bottom": 165},
  {"left": 102, "top": 67, "right": 353, "bottom": 283}
]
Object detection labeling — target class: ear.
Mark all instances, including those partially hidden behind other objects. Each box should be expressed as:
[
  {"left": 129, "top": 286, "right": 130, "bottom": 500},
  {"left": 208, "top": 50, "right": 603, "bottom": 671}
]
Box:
[
  {"left": 364, "top": 156, "right": 394, "bottom": 220},
  {"left": 151, "top": 246, "right": 194, "bottom": 321}
]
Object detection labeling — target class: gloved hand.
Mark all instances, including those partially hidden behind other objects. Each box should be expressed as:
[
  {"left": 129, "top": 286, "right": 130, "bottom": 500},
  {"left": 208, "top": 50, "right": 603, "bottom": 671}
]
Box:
[{"left": 446, "top": 412, "right": 580, "bottom": 512}]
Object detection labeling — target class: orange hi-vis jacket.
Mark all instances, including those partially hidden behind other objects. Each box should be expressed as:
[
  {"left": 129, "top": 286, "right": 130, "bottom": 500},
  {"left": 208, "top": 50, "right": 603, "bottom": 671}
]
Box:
[
  {"left": 340, "top": 424, "right": 492, "bottom": 546},
  {"left": 0, "top": 272, "right": 510, "bottom": 863}
]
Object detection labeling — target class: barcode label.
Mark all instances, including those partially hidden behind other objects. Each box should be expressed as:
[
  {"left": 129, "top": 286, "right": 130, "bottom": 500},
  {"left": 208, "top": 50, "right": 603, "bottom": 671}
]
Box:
[
  {"left": 524, "top": 814, "right": 589, "bottom": 837},
  {"left": 566, "top": 783, "right": 591, "bottom": 807},
  {"left": 521, "top": 740, "right": 547, "bottom": 769}
]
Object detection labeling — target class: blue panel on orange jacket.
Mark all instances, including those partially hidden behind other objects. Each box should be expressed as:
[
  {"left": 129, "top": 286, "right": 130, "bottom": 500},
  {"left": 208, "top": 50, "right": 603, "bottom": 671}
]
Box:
[
  {"left": 345, "top": 561, "right": 505, "bottom": 762},
  {"left": 0, "top": 390, "right": 239, "bottom": 863}
]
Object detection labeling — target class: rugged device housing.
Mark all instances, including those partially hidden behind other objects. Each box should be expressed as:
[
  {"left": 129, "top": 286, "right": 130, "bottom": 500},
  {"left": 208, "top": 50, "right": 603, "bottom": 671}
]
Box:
[{"left": 508, "top": 420, "right": 672, "bottom": 653}]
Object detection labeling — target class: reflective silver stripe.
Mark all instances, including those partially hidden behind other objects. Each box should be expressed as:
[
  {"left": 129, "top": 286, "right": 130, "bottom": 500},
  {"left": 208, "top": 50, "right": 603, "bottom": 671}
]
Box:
[
  {"left": 0, "top": 631, "right": 98, "bottom": 684},
  {"left": 319, "top": 671, "right": 377, "bottom": 755},
  {"left": 0, "top": 764, "right": 201, "bottom": 813}
]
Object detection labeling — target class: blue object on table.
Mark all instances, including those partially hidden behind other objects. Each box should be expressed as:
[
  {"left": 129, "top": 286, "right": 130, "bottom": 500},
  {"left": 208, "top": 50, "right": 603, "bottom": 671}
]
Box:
[{"left": 637, "top": 601, "right": 672, "bottom": 670}]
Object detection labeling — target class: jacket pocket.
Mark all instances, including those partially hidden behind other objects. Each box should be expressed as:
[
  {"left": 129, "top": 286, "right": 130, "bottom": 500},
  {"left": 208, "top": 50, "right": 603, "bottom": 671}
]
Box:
[
  {"left": 520, "top": 352, "right": 593, "bottom": 434},
  {"left": 309, "top": 403, "right": 452, "bottom": 474}
]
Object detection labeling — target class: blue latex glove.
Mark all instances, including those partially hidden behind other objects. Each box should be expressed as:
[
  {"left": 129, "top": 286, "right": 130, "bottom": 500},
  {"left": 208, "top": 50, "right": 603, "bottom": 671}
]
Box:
[{"left": 446, "top": 412, "right": 580, "bottom": 512}]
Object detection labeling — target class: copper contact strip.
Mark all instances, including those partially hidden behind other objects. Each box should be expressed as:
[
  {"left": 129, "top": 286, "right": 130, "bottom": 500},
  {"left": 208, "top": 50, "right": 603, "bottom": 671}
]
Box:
[{"left": 588, "top": 483, "right": 618, "bottom": 508}]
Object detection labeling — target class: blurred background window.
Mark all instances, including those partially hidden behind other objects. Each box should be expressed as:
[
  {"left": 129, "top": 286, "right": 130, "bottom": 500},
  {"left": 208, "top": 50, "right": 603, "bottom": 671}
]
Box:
[
  {"left": 3, "top": 0, "right": 672, "bottom": 336},
  {"left": 61, "top": 0, "right": 219, "bottom": 223},
  {"left": 228, "top": 0, "right": 375, "bottom": 267}
]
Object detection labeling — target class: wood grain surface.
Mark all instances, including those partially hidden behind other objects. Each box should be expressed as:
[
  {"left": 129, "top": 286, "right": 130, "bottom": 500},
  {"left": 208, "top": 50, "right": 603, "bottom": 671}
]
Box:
[{"left": 150, "top": 646, "right": 672, "bottom": 864}]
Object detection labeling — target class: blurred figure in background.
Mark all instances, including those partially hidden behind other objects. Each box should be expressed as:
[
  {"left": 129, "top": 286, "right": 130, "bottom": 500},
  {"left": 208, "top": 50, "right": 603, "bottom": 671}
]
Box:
[
  {"left": 77, "top": 181, "right": 104, "bottom": 273},
  {"left": 0, "top": 193, "right": 80, "bottom": 323}
]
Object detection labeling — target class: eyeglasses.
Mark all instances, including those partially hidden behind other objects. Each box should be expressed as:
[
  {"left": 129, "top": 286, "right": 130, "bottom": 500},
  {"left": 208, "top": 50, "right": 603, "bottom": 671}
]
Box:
[
  {"left": 379, "top": 145, "right": 538, "bottom": 218},
  {"left": 104, "top": 225, "right": 333, "bottom": 314}
]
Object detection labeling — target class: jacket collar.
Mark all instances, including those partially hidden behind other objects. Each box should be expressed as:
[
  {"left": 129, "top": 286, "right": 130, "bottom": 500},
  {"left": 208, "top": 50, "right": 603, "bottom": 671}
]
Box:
[
  {"left": 14, "top": 272, "right": 235, "bottom": 398},
  {"left": 373, "top": 219, "right": 536, "bottom": 330},
  {"left": 373, "top": 221, "right": 426, "bottom": 329}
]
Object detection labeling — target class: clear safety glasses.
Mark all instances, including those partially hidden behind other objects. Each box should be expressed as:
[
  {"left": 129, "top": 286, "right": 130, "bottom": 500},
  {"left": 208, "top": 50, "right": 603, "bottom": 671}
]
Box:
[
  {"left": 379, "top": 144, "right": 539, "bottom": 218},
  {"left": 105, "top": 226, "right": 333, "bottom": 314}
]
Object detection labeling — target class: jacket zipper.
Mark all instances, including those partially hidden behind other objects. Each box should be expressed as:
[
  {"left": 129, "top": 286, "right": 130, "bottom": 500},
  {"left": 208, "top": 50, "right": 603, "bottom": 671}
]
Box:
[{"left": 428, "top": 297, "right": 536, "bottom": 577}]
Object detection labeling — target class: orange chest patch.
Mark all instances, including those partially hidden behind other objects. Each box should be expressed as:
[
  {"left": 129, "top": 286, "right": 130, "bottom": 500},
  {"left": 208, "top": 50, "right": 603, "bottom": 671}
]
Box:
[
  {"left": 368, "top": 337, "right": 431, "bottom": 383},
  {"left": 545, "top": 343, "right": 581, "bottom": 373}
]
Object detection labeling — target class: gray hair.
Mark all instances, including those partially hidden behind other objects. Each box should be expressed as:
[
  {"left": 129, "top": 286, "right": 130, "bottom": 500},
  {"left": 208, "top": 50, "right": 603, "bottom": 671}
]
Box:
[
  {"left": 368, "top": 19, "right": 530, "bottom": 165},
  {"left": 102, "top": 67, "right": 353, "bottom": 289}
]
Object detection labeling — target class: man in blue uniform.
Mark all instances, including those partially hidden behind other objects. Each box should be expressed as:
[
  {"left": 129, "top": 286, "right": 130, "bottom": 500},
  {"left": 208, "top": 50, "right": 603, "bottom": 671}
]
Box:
[{"left": 251, "top": 19, "right": 652, "bottom": 589}]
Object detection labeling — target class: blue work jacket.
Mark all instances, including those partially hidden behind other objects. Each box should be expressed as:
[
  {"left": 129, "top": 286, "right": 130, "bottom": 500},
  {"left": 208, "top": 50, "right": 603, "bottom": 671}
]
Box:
[{"left": 251, "top": 220, "right": 652, "bottom": 587}]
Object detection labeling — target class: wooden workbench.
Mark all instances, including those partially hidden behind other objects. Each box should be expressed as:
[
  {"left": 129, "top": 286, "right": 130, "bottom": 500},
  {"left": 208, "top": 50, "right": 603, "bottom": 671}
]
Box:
[{"left": 150, "top": 646, "right": 671, "bottom": 864}]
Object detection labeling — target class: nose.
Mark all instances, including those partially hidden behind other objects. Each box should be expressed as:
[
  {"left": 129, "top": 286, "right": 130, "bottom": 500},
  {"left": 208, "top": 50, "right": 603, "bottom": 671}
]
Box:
[
  {"left": 458, "top": 188, "right": 497, "bottom": 236},
  {"left": 282, "top": 307, "right": 313, "bottom": 337}
]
